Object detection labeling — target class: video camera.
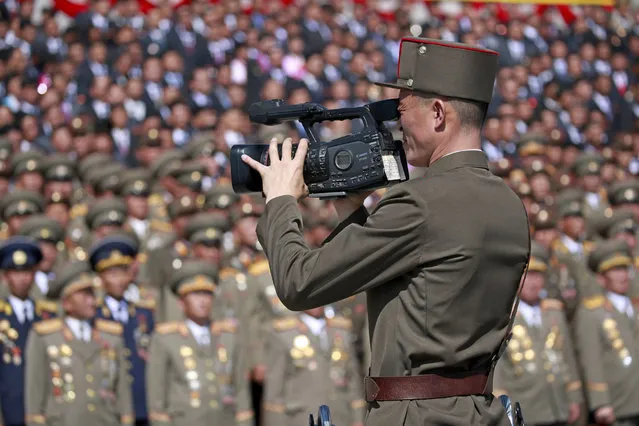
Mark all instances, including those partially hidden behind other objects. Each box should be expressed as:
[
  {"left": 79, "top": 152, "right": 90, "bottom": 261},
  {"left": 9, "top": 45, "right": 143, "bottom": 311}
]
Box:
[{"left": 230, "top": 99, "right": 409, "bottom": 200}]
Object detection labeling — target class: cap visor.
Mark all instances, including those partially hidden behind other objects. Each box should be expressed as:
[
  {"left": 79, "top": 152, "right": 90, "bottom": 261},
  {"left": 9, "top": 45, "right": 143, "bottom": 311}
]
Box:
[{"left": 372, "top": 80, "right": 409, "bottom": 90}]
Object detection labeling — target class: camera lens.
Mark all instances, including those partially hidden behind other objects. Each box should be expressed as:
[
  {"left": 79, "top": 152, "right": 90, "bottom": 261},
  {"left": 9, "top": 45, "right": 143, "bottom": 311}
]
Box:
[{"left": 334, "top": 150, "right": 353, "bottom": 171}]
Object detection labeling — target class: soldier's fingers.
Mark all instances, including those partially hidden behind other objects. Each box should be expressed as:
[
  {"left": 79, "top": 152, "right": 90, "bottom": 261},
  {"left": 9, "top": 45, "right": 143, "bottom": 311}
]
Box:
[
  {"left": 268, "top": 137, "right": 280, "bottom": 164},
  {"left": 281, "top": 137, "right": 293, "bottom": 161},
  {"left": 241, "top": 154, "right": 268, "bottom": 176},
  {"left": 294, "top": 138, "right": 309, "bottom": 166}
]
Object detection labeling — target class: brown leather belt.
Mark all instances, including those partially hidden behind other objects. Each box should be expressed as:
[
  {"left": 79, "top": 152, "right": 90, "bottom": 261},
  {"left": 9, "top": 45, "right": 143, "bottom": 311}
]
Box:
[{"left": 364, "top": 372, "right": 491, "bottom": 402}]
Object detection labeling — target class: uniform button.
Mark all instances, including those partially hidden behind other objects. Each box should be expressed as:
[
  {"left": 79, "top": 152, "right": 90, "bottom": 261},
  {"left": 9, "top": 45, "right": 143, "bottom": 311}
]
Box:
[
  {"left": 87, "top": 389, "right": 95, "bottom": 398},
  {"left": 206, "top": 372, "right": 215, "bottom": 381},
  {"left": 86, "top": 374, "right": 94, "bottom": 383},
  {"left": 87, "top": 403, "right": 96, "bottom": 412},
  {"left": 209, "top": 400, "right": 219, "bottom": 409}
]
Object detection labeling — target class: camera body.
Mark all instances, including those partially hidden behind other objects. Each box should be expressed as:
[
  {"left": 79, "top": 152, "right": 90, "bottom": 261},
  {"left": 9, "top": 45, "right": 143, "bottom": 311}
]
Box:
[{"left": 230, "top": 99, "right": 408, "bottom": 200}]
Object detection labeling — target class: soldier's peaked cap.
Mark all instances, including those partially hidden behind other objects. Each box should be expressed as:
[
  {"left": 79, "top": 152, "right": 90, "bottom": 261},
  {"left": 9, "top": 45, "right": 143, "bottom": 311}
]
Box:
[{"left": 374, "top": 38, "right": 499, "bottom": 104}]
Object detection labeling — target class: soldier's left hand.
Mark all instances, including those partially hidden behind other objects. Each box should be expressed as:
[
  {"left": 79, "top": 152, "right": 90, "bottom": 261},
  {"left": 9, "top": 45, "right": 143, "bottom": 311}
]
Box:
[{"left": 242, "top": 137, "right": 309, "bottom": 203}]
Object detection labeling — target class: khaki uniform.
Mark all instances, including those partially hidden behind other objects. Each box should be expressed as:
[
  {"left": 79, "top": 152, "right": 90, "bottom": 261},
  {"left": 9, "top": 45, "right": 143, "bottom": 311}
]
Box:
[
  {"left": 25, "top": 318, "right": 134, "bottom": 426},
  {"left": 263, "top": 315, "right": 366, "bottom": 426},
  {"left": 146, "top": 320, "right": 253, "bottom": 426},
  {"left": 494, "top": 299, "right": 582, "bottom": 425}
]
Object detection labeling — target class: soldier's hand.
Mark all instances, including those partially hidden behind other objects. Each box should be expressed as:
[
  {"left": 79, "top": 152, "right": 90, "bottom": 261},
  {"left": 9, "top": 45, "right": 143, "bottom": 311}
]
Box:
[
  {"left": 567, "top": 403, "right": 580, "bottom": 423},
  {"left": 594, "top": 405, "right": 615, "bottom": 425}
]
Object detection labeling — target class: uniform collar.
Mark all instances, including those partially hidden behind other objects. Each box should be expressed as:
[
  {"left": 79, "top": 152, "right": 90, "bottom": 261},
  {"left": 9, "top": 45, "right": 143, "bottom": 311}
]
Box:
[
  {"left": 607, "top": 291, "right": 634, "bottom": 318},
  {"left": 8, "top": 295, "right": 33, "bottom": 323},
  {"left": 427, "top": 149, "right": 488, "bottom": 174}
]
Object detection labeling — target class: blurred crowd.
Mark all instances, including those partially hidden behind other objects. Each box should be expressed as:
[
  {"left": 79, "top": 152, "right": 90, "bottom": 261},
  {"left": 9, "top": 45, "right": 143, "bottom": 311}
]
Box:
[{"left": 0, "top": 0, "right": 638, "bottom": 426}]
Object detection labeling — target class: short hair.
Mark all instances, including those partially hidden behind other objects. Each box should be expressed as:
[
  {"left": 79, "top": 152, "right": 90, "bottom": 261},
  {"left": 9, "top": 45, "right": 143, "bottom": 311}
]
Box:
[{"left": 419, "top": 95, "right": 488, "bottom": 130}]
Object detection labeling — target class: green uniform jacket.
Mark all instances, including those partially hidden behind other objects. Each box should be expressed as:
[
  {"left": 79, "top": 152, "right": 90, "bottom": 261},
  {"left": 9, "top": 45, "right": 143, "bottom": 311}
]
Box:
[
  {"left": 25, "top": 318, "right": 134, "bottom": 426},
  {"left": 146, "top": 319, "right": 253, "bottom": 426},
  {"left": 494, "top": 299, "right": 582, "bottom": 425},
  {"left": 263, "top": 315, "right": 366, "bottom": 426},
  {"left": 256, "top": 151, "right": 530, "bottom": 426},
  {"left": 574, "top": 294, "right": 639, "bottom": 420}
]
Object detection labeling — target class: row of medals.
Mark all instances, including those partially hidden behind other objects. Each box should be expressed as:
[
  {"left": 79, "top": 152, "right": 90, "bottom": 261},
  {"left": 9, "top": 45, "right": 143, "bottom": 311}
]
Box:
[
  {"left": 290, "top": 334, "right": 349, "bottom": 386},
  {"left": 603, "top": 318, "right": 633, "bottom": 367},
  {"left": 180, "top": 345, "right": 230, "bottom": 409},
  {"left": 0, "top": 320, "right": 21, "bottom": 365},
  {"left": 509, "top": 324, "right": 565, "bottom": 382}
]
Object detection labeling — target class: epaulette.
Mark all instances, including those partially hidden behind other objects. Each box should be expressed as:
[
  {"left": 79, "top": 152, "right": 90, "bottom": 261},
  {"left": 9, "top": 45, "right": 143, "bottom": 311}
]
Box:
[
  {"left": 148, "top": 194, "right": 164, "bottom": 205},
  {"left": 219, "top": 267, "right": 239, "bottom": 280},
  {"left": 95, "top": 318, "right": 123, "bottom": 335},
  {"left": 272, "top": 317, "right": 299, "bottom": 332},
  {"left": 136, "top": 253, "right": 148, "bottom": 264},
  {"left": 583, "top": 241, "right": 595, "bottom": 253},
  {"left": 541, "top": 298, "right": 564, "bottom": 311},
  {"left": 70, "top": 204, "right": 88, "bottom": 220},
  {"left": 36, "top": 299, "right": 58, "bottom": 313},
  {"left": 248, "top": 259, "right": 270, "bottom": 276},
  {"left": 634, "top": 256, "right": 639, "bottom": 269},
  {"left": 33, "top": 318, "right": 63, "bottom": 335},
  {"left": 211, "top": 318, "right": 238, "bottom": 334},
  {"left": 552, "top": 239, "right": 568, "bottom": 254},
  {"left": 135, "top": 299, "right": 156, "bottom": 310},
  {"left": 583, "top": 295, "right": 605, "bottom": 310},
  {"left": 327, "top": 316, "right": 352, "bottom": 330},
  {"left": 150, "top": 219, "right": 173, "bottom": 233},
  {"left": 156, "top": 322, "right": 180, "bottom": 334}
]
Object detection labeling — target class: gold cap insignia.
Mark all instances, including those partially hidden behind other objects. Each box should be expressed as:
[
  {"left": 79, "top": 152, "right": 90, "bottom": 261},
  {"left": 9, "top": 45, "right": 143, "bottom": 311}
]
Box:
[
  {"left": 40, "top": 228, "right": 51, "bottom": 239},
  {"left": 624, "top": 188, "right": 636, "bottom": 201},
  {"left": 218, "top": 194, "right": 230, "bottom": 207},
  {"left": 12, "top": 250, "right": 27, "bottom": 266},
  {"left": 180, "top": 196, "right": 192, "bottom": 207},
  {"left": 587, "top": 161, "right": 599, "bottom": 172},
  {"left": 242, "top": 203, "right": 253, "bottom": 214},
  {"left": 205, "top": 228, "right": 218, "bottom": 239},
  {"left": 191, "top": 171, "right": 202, "bottom": 181},
  {"left": 107, "top": 211, "right": 121, "bottom": 221},
  {"left": 133, "top": 180, "right": 146, "bottom": 192},
  {"left": 26, "top": 160, "right": 37, "bottom": 171},
  {"left": 148, "top": 129, "right": 159, "bottom": 139}
]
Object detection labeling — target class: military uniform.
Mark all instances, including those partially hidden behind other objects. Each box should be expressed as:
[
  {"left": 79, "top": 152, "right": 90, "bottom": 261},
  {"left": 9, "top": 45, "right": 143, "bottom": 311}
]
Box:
[
  {"left": 89, "top": 235, "right": 155, "bottom": 425},
  {"left": 574, "top": 241, "right": 639, "bottom": 425},
  {"left": 255, "top": 38, "right": 529, "bottom": 426},
  {"left": 146, "top": 262, "right": 253, "bottom": 426},
  {"left": 0, "top": 238, "right": 57, "bottom": 426},
  {"left": 25, "top": 261, "right": 134, "bottom": 426},
  {"left": 328, "top": 293, "right": 370, "bottom": 377},
  {"left": 574, "top": 153, "right": 609, "bottom": 226},
  {"left": 147, "top": 151, "right": 184, "bottom": 227},
  {"left": 263, "top": 314, "right": 366, "bottom": 426},
  {"left": 494, "top": 243, "right": 582, "bottom": 426},
  {"left": 10, "top": 152, "right": 45, "bottom": 192}
]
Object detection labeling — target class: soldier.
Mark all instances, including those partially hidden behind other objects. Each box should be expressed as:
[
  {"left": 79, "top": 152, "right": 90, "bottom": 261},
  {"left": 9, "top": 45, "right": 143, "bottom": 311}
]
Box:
[
  {"left": 0, "top": 191, "right": 45, "bottom": 237},
  {"left": 574, "top": 153, "right": 608, "bottom": 220},
  {"left": 167, "top": 162, "right": 208, "bottom": 201},
  {"left": 493, "top": 242, "right": 582, "bottom": 426},
  {"left": 327, "top": 293, "right": 370, "bottom": 378},
  {"left": 203, "top": 183, "right": 240, "bottom": 221},
  {"left": 516, "top": 132, "right": 549, "bottom": 170},
  {"left": 89, "top": 235, "right": 155, "bottom": 426},
  {"left": 574, "top": 240, "right": 639, "bottom": 426},
  {"left": 183, "top": 139, "right": 220, "bottom": 192},
  {"left": 74, "top": 197, "right": 129, "bottom": 259},
  {"left": 17, "top": 215, "right": 67, "bottom": 301},
  {"left": 10, "top": 151, "right": 45, "bottom": 193},
  {"left": 0, "top": 140, "right": 12, "bottom": 202},
  {"left": 41, "top": 154, "right": 77, "bottom": 203},
  {"left": 607, "top": 179, "right": 639, "bottom": 222},
  {"left": 0, "top": 237, "right": 57, "bottom": 426},
  {"left": 24, "top": 260, "right": 134, "bottom": 426},
  {"left": 262, "top": 306, "right": 366, "bottom": 426},
  {"left": 45, "top": 192, "right": 72, "bottom": 230},
  {"left": 146, "top": 261, "right": 254, "bottom": 426},
  {"left": 87, "top": 163, "right": 127, "bottom": 199}
]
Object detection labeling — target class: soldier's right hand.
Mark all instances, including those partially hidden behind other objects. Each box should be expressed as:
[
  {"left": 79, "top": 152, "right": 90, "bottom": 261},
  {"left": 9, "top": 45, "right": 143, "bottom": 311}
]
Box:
[{"left": 594, "top": 405, "right": 615, "bottom": 425}]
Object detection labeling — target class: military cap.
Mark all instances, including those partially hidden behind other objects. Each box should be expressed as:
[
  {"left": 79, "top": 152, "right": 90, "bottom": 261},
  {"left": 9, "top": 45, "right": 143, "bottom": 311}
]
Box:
[
  {"left": 169, "top": 260, "right": 218, "bottom": 297},
  {"left": 528, "top": 241, "right": 550, "bottom": 273},
  {"left": 553, "top": 171, "right": 576, "bottom": 191},
  {"left": 231, "top": 195, "right": 265, "bottom": 222},
  {"left": 138, "top": 128, "right": 162, "bottom": 147},
  {"left": 85, "top": 198, "right": 128, "bottom": 230},
  {"left": 46, "top": 191, "right": 71, "bottom": 206},
  {"left": 205, "top": 184, "right": 240, "bottom": 210},
  {"left": 90, "top": 163, "right": 126, "bottom": 194},
  {"left": 587, "top": 240, "right": 632, "bottom": 274},
  {"left": 514, "top": 182, "right": 532, "bottom": 199},
  {"left": 89, "top": 234, "right": 138, "bottom": 273},
  {"left": 557, "top": 198, "right": 583, "bottom": 218},
  {"left": 573, "top": 153, "right": 603, "bottom": 178},
  {"left": 168, "top": 195, "right": 200, "bottom": 219},
  {"left": 117, "top": 169, "right": 152, "bottom": 197},
  {"left": 78, "top": 153, "right": 112, "bottom": 181},
  {"left": 184, "top": 138, "right": 216, "bottom": 159},
  {"left": 17, "top": 215, "right": 65, "bottom": 243},
  {"left": 70, "top": 116, "right": 93, "bottom": 136},
  {"left": 374, "top": 38, "right": 499, "bottom": 104},
  {"left": 48, "top": 261, "right": 94, "bottom": 300},
  {"left": 608, "top": 180, "right": 639, "bottom": 206},
  {"left": 0, "top": 236, "right": 43, "bottom": 270},
  {"left": 516, "top": 133, "right": 548, "bottom": 157},
  {"left": 10, "top": 151, "right": 44, "bottom": 175},
  {"left": 0, "top": 190, "right": 44, "bottom": 220},
  {"left": 532, "top": 208, "right": 557, "bottom": 230},
  {"left": 170, "top": 162, "right": 206, "bottom": 191},
  {"left": 602, "top": 209, "right": 636, "bottom": 238},
  {"left": 42, "top": 154, "right": 76, "bottom": 181},
  {"left": 185, "top": 213, "right": 230, "bottom": 245},
  {"left": 0, "top": 139, "right": 12, "bottom": 161},
  {"left": 151, "top": 150, "right": 184, "bottom": 179},
  {"left": 525, "top": 159, "right": 555, "bottom": 178}
]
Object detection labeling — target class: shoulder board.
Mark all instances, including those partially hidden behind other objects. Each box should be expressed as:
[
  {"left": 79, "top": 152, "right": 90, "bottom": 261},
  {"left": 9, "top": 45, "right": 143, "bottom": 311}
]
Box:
[
  {"left": 150, "top": 219, "right": 173, "bottom": 233},
  {"left": 583, "top": 241, "right": 595, "bottom": 253},
  {"left": 249, "top": 259, "right": 270, "bottom": 276},
  {"left": 135, "top": 299, "right": 156, "bottom": 310},
  {"left": 327, "top": 316, "right": 352, "bottom": 330},
  {"left": 211, "top": 318, "right": 238, "bottom": 334},
  {"left": 156, "top": 322, "right": 180, "bottom": 334},
  {"left": 634, "top": 256, "right": 639, "bottom": 269},
  {"left": 583, "top": 295, "right": 605, "bottom": 310},
  {"left": 95, "top": 319, "right": 123, "bottom": 335},
  {"left": 148, "top": 194, "right": 165, "bottom": 205},
  {"left": 552, "top": 240, "right": 568, "bottom": 254},
  {"left": 36, "top": 299, "right": 58, "bottom": 312},
  {"left": 272, "top": 317, "right": 299, "bottom": 332},
  {"left": 219, "top": 267, "right": 239, "bottom": 280},
  {"left": 34, "top": 318, "right": 63, "bottom": 335},
  {"left": 541, "top": 298, "right": 564, "bottom": 311},
  {"left": 70, "top": 204, "right": 88, "bottom": 220}
]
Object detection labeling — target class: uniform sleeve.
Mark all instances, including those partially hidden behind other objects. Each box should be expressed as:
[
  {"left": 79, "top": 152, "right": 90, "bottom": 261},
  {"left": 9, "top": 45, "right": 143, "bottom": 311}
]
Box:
[
  {"left": 117, "top": 338, "right": 134, "bottom": 426},
  {"left": 557, "top": 312, "right": 582, "bottom": 404},
  {"left": 25, "top": 330, "right": 49, "bottom": 426},
  {"left": 232, "top": 336, "right": 254, "bottom": 425},
  {"left": 256, "top": 187, "right": 426, "bottom": 310},
  {"left": 262, "top": 332, "right": 288, "bottom": 426},
  {"left": 146, "top": 334, "right": 173, "bottom": 426},
  {"left": 573, "top": 308, "right": 610, "bottom": 410}
]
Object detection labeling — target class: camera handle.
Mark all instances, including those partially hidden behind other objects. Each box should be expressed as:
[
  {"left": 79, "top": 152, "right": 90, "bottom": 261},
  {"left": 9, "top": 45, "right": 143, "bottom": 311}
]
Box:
[{"left": 299, "top": 108, "right": 377, "bottom": 145}]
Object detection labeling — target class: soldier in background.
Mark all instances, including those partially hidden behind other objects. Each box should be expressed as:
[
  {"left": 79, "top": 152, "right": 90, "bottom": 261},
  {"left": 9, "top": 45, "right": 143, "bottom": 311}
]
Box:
[
  {"left": 493, "top": 242, "right": 582, "bottom": 426},
  {"left": 262, "top": 306, "right": 365, "bottom": 426},
  {"left": 25, "top": 260, "right": 134, "bottom": 426},
  {"left": 574, "top": 153, "right": 608, "bottom": 222},
  {"left": 80, "top": 198, "right": 129, "bottom": 256},
  {"left": 41, "top": 154, "right": 77, "bottom": 203},
  {"left": 0, "top": 140, "right": 13, "bottom": 202},
  {"left": 0, "top": 191, "right": 45, "bottom": 237},
  {"left": 45, "top": 192, "right": 72, "bottom": 232},
  {"left": 10, "top": 151, "right": 45, "bottom": 193},
  {"left": 0, "top": 237, "right": 56, "bottom": 426},
  {"left": 146, "top": 261, "right": 254, "bottom": 426},
  {"left": 574, "top": 240, "right": 639, "bottom": 426},
  {"left": 89, "top": 235, "right": 155, "bottom": 426}
]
